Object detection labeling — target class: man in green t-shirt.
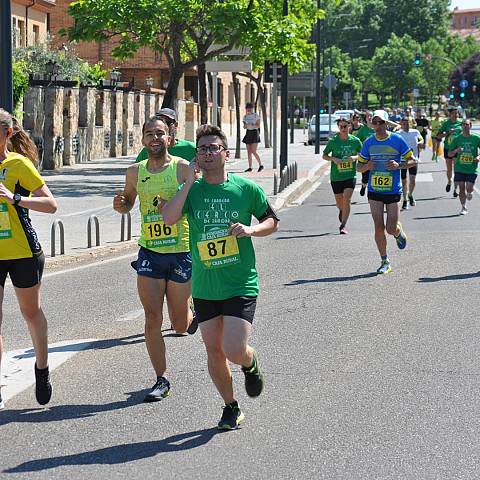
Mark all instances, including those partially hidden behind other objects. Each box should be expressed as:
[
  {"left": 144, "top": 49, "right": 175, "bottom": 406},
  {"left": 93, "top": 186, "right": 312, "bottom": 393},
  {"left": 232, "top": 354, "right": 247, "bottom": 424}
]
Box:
[
  {"left": 323, "top": 118, "right": 362, "bottom": 234},
  {"left": 135, "top": 108, "right": 196, "bottom": 163},
  {"left": 449, "top": 119, "right": 480, "bottom": 215},
  {"left": 163, "top": 124, "right": 279, "bottom": 431},
  {"left": 438, "top": 106, "right": 463, "bottom": 196}
]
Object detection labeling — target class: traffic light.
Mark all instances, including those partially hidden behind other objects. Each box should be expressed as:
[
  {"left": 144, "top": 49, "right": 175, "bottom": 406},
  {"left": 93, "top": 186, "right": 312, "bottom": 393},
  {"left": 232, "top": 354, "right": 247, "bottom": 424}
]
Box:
[
  {"left": 460, "top": 90, "right": 465, "bottom": 98},
  {"left": 414, "top": 53, "right": 421, "bottom": 66},
  {"left": 449, "top": 86, "right": 455, "bottom": 99},
  {"left": 320, "top": 107, "right": 325, "bottom": 114}
]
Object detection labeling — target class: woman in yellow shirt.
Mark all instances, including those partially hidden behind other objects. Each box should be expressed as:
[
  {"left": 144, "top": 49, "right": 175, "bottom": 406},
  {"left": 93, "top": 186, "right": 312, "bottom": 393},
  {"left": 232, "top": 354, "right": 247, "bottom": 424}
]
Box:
[{"left": 0, "top": 109, "right": 57, "bottom": 410}]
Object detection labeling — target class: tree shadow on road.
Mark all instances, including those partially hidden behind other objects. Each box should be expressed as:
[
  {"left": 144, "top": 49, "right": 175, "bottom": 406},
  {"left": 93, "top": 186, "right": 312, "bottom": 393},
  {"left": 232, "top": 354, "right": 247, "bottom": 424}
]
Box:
[
  {"left": 286, "top": 272, "right": 377, "bottom": 285},
  {"left": 0, "top": 389, "right": 149, "bottom": 427},
  {"left": 3, "top": 427, "right": 221, "bottom": 473},
  {"left": 275, "top": 233, "right": 331, "bottom": 240},
  {"left": 417, "top": 271, "right": 480, "bottom": 283}
]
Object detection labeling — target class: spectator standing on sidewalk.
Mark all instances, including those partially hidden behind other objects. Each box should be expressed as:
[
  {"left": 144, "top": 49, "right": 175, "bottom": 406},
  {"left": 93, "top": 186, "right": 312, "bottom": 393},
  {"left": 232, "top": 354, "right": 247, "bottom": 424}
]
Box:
[{"left": 242, "top": 103, "right": 264, "bottom": 173}]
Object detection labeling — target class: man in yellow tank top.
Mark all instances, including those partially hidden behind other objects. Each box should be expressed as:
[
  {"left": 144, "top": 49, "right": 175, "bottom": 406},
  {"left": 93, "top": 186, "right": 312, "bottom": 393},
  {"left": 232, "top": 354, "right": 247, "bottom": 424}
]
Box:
[{"left": 113, "top": 116, "right": 196, "bottom": 402}]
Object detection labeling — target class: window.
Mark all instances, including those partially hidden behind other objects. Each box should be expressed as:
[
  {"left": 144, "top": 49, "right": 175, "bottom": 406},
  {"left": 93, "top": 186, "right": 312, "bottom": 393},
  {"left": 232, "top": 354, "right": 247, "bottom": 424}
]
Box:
[
  {"left": 32, "top": 25, "right": 40, "bottom": 45},
  {"left": 17, "top": 20, "right": 25, "bottom": 47}
]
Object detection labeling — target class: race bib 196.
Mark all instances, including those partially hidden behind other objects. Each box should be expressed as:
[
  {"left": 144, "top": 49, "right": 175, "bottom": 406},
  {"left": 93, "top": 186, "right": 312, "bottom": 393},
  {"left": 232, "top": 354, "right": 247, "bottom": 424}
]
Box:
[
  {"left": 0, "top": 203, "right": 12, "bottom": 239},
  {"left": 370, "top": 171, "right": 393, "bottom": 192},
  {"left": 143, "top": 213, "right": 178, "bottom": 247},
  {"left": 197, "top": 229, "right": 240, "bottom": 269}
]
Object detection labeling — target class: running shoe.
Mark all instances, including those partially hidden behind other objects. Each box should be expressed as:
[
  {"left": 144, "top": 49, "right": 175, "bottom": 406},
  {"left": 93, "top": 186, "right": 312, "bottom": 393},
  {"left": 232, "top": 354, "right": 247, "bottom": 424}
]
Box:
[
  {"left": 453, "top": 188, "right": 458, "bottom": 198},
  {"left": 217, "top": 402, "right": 245, "bottom": 430},
  {"left": 395, "top": 222, "right": 407, "bottom": 250},
  {"left": 241, "top": 350, "right": 264, "bottom": 398},
  {"left": 339, "top": 225, "right": 348, "bottom": 235},
  {"left": 460, "top": 206, "right": 468, "bottom": 215},
  {"left": 187, "top": 303, "right": 198, "bottom": 335},
  {"left": 35, "top": 364, "right": 52, "bottom": 406},
  {"left": 446, "top": 183, "right": 451, "bottom": 193},
  {"left": 376, "top": 260, "right": 392, "bottom": 275},
  {"left": 408, "top": 194, "right": 416, "bottom": 207},
  {"left": 0, "top": 391, "right": 4, "bottom": 410},
  {"left": 402, "top": 200, "right": 408, "bottom": 210},
  {"left": 144, "top": 377, "right": 170, "bottom": 402},
  {"left": 360, "top": 185, "right": 366, "bottom": 196},
  {"left": 257, "top": 165, "right": 264, "bottom": 172},
  {"left": 467, "top": 192, "right": 473, "bottom": 201},
  {"left": 244, "top": 168, "right": 252, "bottom": 173}
]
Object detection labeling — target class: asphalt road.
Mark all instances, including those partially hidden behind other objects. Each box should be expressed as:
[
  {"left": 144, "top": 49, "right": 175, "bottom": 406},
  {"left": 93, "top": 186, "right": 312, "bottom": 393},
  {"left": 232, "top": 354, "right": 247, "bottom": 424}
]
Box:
[{"left": 1, "top": 148, "right": 480, "bottom": 479}]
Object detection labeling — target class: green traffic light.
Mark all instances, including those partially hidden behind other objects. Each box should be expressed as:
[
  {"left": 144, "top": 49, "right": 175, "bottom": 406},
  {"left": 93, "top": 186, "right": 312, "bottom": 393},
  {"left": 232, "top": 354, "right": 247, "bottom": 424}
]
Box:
[
  {"left": 449, "top": 94, "right": 455, "bottom": 99},
  {"left": 414, "top": 53, "right": 421, "bottom": 66},
  {"left": 460, "top": 91, "right": 465, "bottom": 98}
]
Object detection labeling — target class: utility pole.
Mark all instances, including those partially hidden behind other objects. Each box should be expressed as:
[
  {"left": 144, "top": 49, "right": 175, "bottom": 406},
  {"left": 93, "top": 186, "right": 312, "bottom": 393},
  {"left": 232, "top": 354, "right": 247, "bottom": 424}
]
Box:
[
  {"left": 314, "top": 3, "right": 322, "bottom": 154},
  {"left": 280, "top": 0, "right": 289, "bottom": 171},
  {"left": 0, "top": 1, "right": 14, "bottom": 112}
]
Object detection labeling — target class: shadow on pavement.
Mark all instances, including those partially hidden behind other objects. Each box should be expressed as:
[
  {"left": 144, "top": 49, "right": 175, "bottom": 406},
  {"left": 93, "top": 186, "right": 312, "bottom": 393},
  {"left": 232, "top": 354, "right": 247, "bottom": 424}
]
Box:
[
  {"left": 4, "top": 428, "right": 221, "bottom": 472},
  {"left": 418, "top": 271, "right": 480, "bottom": 283},
  {"left": 414, "top": 214, "right": 460, "bottom": 219},
  {"left": 286, "top": 272, "right": 377, "bottom": 285},
  {"left": 0, "top": 390, "right": 147, "bottom": 427},
  {"left": 275, "top": 233, "right": 331, "bottom": 240},
  {"left": 12, "top": 334, "right": 146, "bottom": 361},
  {"left": 47, "top": 180, "right": 126, "bottom": 198}
]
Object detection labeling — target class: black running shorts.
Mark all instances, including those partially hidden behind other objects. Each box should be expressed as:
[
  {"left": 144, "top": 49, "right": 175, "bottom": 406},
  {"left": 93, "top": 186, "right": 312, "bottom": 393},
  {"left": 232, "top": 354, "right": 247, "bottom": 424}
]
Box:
[{"left": 193, "top": 296, "right": 257, "bottom": 324}]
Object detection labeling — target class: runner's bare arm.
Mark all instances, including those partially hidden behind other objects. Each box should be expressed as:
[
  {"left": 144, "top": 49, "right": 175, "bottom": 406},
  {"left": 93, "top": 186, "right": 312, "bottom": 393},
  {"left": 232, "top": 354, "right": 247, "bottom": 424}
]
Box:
[
  {"left": 0, "top": 183, "right": 57, "bottom": 213},
  {"left": 113, "top": 164, "right": 138, "bottom": 214},
  {"left": 229, "top": 217, "right": 278, "bottom": 238}
]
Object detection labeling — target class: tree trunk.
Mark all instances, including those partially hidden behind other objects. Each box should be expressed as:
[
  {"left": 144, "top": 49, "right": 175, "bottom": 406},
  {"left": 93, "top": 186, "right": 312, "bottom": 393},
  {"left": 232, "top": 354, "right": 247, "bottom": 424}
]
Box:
[
  {"left": 197, "top": 62, "right": 208, "bottom": 125},
  {"left": 233, "top": 73, "right": 241, "bottom": 159},
  {"left": 161, "top": 66, "right": 184, "bottom": 109},
  {"left": 259, "top": 84, "right": 270, "bottom": 148}
]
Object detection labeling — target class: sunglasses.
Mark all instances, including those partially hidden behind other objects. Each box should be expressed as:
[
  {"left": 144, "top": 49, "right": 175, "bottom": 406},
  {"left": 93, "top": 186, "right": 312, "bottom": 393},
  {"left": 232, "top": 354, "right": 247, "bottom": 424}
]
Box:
[{"left": 372, "top": 120, "right": 385, "bottom": 125}]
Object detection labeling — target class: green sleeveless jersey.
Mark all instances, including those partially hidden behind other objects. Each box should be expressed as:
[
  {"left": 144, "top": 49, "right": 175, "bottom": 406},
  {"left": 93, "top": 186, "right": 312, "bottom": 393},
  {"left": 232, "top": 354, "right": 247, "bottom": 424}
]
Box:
[{"left": 137, "top": 156, "right": 189, "bottom": 253}]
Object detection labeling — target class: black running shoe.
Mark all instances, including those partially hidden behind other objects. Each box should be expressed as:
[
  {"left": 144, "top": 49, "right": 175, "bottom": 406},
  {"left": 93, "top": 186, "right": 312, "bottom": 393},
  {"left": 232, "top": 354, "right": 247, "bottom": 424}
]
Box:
[
  {"left": 241, "top": 350, "right": 264, "bottom": 397},
  {"left": 360, "top": 185, "right": 366, "bottom": 196},
  {"left": 408, "top": 195, "right": 416, "bottom": 207},
  {"left": 257, "top": 165, "right": 264, "bottom": 172},
  {"left": 144, "top": 377, "right": 170, "bottom": 402},
  {"left": 244, "top": 168, "right": 252, "bottom": 173},
  {"left": 401, "top": 200, "right": 408, "bottom": 210},
  {"left": 35, "top": 364, "right": 52, "bottom": 406},
  {"left": 446, "top": 183, "right": 451, "bottom": 192},
  {"left": 453, "top": 189, "right": 458, "bottom": 198},
  {"left": 217, "top": 402, "right": 244, "bottom": 430},
  {"left": 187, "top": 304, "right": 198, "bottom": 335}
]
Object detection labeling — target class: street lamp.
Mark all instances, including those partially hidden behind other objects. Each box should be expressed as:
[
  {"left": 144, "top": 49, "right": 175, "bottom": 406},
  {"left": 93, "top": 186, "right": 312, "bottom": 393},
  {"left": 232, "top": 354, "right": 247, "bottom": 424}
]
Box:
[
  {"left": 110, "top": 68, "right": 121, "bottom": 88},
  {"left": 145, "top": 75, "right": 154, "bottom": 91}
]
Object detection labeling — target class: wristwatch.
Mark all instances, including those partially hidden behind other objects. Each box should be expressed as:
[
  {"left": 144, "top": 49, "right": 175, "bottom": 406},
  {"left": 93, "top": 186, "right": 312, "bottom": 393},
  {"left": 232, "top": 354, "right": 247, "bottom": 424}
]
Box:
[{"left": 13, "top": 193, "right": 22, "bottom": 206}]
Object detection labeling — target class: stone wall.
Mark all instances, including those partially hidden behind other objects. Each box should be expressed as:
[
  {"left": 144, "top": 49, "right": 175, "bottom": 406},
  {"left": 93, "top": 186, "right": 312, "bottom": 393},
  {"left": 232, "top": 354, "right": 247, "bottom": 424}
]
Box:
[{"left": 21, "top": 78, "right": 271, "bottom": 169}]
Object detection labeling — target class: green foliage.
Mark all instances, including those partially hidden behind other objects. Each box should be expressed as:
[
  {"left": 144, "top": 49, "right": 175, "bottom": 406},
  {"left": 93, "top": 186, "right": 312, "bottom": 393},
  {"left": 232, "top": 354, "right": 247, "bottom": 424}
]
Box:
[
  {"left": 13, "top": 37, "right": 107, "bottom": 86},
  {"left": 12, "top": 60, "right": 29, "bottom": 113}
]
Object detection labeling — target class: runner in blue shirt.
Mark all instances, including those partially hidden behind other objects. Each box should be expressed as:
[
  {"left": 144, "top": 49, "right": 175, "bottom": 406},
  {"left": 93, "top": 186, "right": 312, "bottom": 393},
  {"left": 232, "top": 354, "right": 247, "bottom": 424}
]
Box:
[{"left": 357, "top": 110, "right": 417, "bottom": 274}]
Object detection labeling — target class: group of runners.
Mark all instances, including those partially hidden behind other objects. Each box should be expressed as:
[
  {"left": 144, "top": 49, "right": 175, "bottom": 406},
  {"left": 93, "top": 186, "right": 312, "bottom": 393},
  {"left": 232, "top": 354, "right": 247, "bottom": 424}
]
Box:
[
  {"left": 323, "top": 106, "right": 480, "bottom": 274},
  {"left": 0, "top": 106, "right": 278, "bottom": 431}
]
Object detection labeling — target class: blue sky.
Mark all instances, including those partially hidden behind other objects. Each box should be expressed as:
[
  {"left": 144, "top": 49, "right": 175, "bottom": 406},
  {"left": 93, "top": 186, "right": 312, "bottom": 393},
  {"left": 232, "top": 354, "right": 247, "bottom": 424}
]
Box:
[{"left": 450, "top": 0, "right": 479, "bottom": 9}]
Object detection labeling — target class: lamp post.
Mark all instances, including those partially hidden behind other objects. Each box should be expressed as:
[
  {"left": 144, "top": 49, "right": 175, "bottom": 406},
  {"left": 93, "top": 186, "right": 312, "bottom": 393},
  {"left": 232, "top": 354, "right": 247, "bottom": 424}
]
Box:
[
  {"left": 314, "top": 1, "right": 322, "bottom": 154},
  {"left": 280, "top": 0, "right": 289, "bottom": 171},
  {"left": 0, "top": 0, "right": 13, "bottom": 111}
]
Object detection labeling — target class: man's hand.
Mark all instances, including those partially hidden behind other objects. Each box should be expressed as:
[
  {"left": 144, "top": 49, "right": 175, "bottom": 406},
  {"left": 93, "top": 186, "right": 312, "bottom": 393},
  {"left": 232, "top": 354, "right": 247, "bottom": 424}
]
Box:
[
  {"left": 229, "top": 222, "right": 255, "bottom": 238},
  {"left": 386, "top": 160, "right": 400, "bottom": 170},
  {"left": 186, "top": 160, "right": 201, "bottom": 185},
  {"left": 0, "top": 183, "right": 14, "bottom": 204},
  {"left": 113, "top": 190, "right": 128, "bottom": 213}
]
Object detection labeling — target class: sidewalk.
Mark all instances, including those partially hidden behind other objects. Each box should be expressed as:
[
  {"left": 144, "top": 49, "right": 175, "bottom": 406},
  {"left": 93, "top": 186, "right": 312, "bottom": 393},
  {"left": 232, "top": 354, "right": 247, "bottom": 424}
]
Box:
[{"left": 30, "top": 129, "right": 328, "bottom": 262}]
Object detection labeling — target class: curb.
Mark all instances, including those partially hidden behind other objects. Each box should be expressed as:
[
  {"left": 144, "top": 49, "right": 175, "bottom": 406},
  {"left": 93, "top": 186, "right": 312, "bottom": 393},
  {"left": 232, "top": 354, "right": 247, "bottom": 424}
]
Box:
[{"left": 270, "top": 160, "right": 329, "bottom": 211}]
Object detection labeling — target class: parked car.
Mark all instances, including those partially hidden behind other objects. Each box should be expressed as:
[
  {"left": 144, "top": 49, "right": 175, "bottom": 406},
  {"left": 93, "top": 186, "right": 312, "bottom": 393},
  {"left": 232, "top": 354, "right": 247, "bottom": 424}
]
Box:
[
  {"left": 333, "top": 109, "right": 354, "bottom": 120},
  {"left": 307, "top": 114, "right": 339, "bottom": 145}
]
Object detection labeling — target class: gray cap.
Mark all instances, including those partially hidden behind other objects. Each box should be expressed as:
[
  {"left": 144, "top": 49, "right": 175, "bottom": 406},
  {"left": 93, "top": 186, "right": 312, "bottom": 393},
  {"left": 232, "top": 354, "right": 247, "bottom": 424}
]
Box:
[{"left": 155, "top": 108, "right": 177, "bottom": 121}]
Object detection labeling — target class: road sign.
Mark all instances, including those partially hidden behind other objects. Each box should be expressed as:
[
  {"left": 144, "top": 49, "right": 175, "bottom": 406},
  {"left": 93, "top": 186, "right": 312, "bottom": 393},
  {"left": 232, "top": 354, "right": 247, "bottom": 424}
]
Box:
[
  {"left": 460, "top": 79, "right": 469, "bottom": 89},
  {"left": 323, "top": 74, "right": 337, "bottom": 90},
  {"left": 288, "top": 72, "right": 314, "bottom": 96},
  {"left": 205, "top": 60, "right": 252, "bottom": 72},
  {"left": 413, "top": 88, "right": 420, "bottom": 97},
  {"left": 264, "top": 61, "right": 283, "bottom": 83}
]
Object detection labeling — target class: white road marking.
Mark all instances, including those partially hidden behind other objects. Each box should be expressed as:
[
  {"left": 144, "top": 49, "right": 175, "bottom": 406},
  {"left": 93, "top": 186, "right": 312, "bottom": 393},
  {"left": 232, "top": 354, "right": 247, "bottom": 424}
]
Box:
[
  {"left": 0, "top": 338, "right": 96, "bottom": 406},
  {"left": 415, "top": 173, "right": 433, "bottom": 182},
  {"left": 43, "top": 252, "right": 136, "bottom": 279},
  {"left": 116, "top": 309, "right": 144, "bottom": 322},
  {"left": 61, "top": 204, "right": 112, "bottom": 218}
]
